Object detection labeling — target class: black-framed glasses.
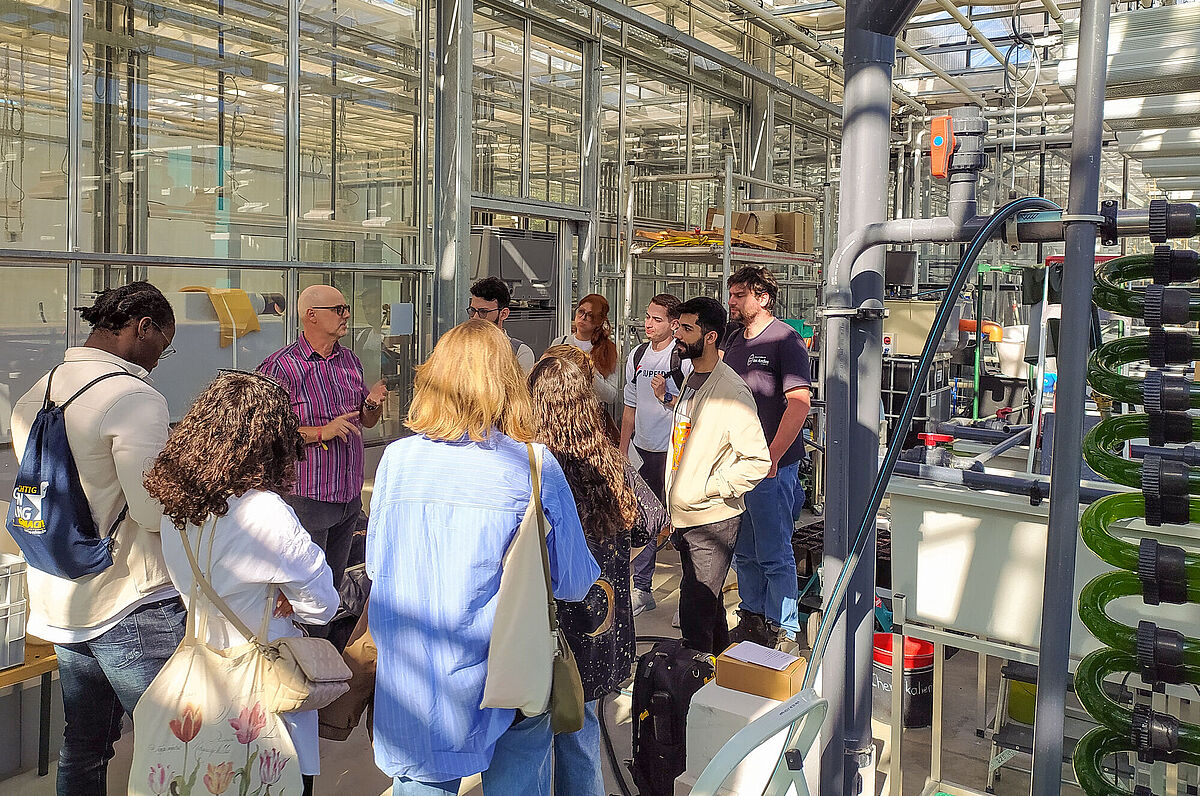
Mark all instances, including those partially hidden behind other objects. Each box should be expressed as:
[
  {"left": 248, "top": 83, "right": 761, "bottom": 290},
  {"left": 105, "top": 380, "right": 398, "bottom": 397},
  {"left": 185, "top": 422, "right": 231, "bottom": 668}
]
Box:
[
  {"left": 466, "top": 306, "right": 500, "bottom": 318},
  {"left": 148, "top": 320, "right": 176, "bottom": 359},
  {"left": 313, "top": 304, "right": 352, "bottom": 316}
]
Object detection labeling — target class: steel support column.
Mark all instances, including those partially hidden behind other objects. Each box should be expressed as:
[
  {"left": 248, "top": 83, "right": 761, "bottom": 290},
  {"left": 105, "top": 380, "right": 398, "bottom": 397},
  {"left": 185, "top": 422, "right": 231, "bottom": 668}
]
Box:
[
  {"left": 433, "top": 0, "right": 473, "bottom": 336},
  {"left": 579, "top": 38, "right": 602, "bottom": 295},
  {"left": 748, "top": 28, "right": 773, "bottom": 194},
  {"left": 821, "top": 2, "right": 918, "bottom": 792},
  {"left": 1029, "top": 0, "right": 1110, "bottom": 790}
]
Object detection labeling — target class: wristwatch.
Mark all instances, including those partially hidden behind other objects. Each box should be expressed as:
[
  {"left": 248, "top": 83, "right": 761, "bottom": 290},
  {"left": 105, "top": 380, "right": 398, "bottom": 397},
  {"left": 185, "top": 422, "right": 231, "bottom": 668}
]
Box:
[{"left": 363, "top": 397, "right": 381, "bottom": 412}]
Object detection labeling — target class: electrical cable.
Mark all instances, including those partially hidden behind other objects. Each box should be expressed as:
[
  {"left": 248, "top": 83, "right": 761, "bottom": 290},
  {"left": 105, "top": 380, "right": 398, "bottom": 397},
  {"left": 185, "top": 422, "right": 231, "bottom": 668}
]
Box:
[
  {"left": 598, "top": 692, "right": 635, "bottom": 796},
  {"left": 802, "top": 195, "right": 1061, "bottom": 693}
]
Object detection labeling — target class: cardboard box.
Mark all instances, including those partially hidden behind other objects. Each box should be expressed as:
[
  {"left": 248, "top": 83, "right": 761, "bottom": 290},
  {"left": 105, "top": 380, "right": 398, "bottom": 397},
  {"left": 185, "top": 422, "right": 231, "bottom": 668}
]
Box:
[
  {"left": 705, "top": 207, "right": 761, "bottom": 235},
  {"left": 715, "top": 647, "right": 808, "bottom": 701},
  {"left": 774, "top": 211, "right": 815, "bottom": 254}
]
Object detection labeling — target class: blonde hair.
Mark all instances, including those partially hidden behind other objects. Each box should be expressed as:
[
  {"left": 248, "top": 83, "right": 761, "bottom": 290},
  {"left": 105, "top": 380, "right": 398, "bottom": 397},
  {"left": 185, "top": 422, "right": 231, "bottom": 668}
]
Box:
[{"left": 406, "top": 319, "right": 533, "bottom": 442}]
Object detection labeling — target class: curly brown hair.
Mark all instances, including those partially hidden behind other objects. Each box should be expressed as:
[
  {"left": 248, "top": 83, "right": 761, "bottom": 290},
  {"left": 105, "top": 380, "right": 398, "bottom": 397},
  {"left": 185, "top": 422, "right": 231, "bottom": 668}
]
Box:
[
  {"left": 528, "top": 356, "right": 637, "bottom": 543},
  {"left": 145, "top": 371, "right": 305, "bottom": 529}
]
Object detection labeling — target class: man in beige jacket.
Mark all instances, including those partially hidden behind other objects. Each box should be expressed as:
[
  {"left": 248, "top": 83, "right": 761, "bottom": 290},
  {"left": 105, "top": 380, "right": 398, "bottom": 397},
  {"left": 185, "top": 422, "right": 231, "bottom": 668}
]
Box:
[
  {"left": 659, "top": 296, "right": 770, "bottom": 654},
  {"left": 11, "top": 281, "right": 183, "bottom": 796}
]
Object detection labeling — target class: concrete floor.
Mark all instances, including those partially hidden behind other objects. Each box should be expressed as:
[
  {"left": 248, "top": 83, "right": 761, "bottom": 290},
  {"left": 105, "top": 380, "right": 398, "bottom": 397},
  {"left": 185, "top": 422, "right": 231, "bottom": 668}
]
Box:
[{"left": 2, "top": 548, "right": 1079, "bottom": 796}]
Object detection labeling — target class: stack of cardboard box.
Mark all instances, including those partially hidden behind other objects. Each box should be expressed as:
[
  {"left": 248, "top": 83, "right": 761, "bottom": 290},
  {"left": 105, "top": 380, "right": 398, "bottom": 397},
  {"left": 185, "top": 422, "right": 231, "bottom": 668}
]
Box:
[{"left": 704, "top": 207, "right": 816, "bottom": 253}]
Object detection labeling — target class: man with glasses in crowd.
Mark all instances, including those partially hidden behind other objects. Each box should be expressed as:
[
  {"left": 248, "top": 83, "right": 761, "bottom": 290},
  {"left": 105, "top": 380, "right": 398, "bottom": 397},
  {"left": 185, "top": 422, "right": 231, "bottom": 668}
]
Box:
[
  {"left": 468, "top": 276, "right": 535, "bottom": 373},
  {"left": 258, "top": 284, "right": 387, "bottom": 629}
]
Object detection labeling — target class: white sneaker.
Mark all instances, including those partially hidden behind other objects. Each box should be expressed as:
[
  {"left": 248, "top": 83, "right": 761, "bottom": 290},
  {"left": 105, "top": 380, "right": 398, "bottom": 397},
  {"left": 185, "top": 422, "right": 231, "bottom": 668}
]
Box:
[
  {"left": 632, "top": 589, "right": 656, "bottom": 616},
  {"left": 672, "top": 609, "right": 681, "bottom": 628}
]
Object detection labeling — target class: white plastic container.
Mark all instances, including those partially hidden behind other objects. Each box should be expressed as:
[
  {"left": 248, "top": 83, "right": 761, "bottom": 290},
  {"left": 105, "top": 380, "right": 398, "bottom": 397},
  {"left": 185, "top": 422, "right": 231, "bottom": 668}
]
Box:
[
  {"left": 0, "top": 553, "right": 27, "bottom": 606},
  {"left": 0, "top": 599, "right": 26, "bottom": 670},
  {"left": 997, "top": 324, "right": 1029, "bottom": 378}
]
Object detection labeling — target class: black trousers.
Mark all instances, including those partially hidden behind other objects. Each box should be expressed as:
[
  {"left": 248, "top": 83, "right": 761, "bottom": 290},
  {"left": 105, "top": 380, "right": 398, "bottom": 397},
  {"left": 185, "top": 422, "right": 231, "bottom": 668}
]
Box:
[
  {"left": 284, "top": 494, "right": 361, "bottom": 637},
  {"left": 674, "top": 514, "right": 742, "bottom": 655}
]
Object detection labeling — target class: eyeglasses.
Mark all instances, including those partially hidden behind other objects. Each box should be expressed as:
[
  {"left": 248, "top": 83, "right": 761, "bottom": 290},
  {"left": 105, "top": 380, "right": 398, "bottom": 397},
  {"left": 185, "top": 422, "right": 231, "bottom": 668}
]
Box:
[
  {"left": 312, "top": 304, "right": 352, "bottom": 316},
  {"left": 466, "top": 306, "right": 500, "bottom": 318},
  {"left": 575, "top": 308, "right": 595, "bottom": 321},
  {"left": 148, "top": 320, "right": 176, "bottom": 359}
]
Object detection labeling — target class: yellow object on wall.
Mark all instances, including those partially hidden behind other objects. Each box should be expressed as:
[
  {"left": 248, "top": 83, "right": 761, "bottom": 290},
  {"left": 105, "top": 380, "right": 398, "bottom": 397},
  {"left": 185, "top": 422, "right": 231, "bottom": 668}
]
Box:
[{"left": 180, "top": 286, "right": 261, "bottom": 348}]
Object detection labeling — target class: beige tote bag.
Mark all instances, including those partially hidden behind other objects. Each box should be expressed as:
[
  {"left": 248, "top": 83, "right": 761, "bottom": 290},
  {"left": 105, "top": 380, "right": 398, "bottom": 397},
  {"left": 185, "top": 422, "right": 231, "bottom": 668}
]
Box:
[
  {"left": 129, "top": 520, "right": 303, "bottom": 796},
  {"left": 480, "top": 444, "right": 555, "bottom": 716}
]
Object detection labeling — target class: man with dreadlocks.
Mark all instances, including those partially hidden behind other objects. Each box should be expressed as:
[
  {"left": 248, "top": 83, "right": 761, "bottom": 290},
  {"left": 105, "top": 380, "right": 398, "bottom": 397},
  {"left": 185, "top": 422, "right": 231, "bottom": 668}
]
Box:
[{"left": 11, "top": 281, "right": 186, "bottom": 796}]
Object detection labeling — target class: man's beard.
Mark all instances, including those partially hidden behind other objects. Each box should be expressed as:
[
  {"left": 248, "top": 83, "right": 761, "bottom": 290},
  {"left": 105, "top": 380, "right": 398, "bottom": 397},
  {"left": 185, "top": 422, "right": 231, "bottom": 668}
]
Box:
[{"left": 675, "top": 337, "right": 706, "bottom": 360}]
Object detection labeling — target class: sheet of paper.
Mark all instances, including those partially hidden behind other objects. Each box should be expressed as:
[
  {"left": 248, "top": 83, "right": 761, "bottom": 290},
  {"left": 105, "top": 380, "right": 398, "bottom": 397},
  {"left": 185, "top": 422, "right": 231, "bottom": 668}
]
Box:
[{"left": 724, "top": 641, "right": 800, "bottom": 671}]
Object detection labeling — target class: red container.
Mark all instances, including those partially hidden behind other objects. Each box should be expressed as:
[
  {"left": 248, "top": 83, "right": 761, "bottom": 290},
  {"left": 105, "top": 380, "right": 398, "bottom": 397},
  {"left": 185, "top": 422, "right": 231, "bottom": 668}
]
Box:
[{"left": 872, "top": 633, "right": 935, "bottom": 669}]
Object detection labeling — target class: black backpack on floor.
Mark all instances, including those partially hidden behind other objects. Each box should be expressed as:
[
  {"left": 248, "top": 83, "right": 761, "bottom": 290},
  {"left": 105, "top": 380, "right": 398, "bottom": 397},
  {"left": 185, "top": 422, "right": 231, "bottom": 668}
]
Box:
[{"left": 628, "top": 639, "right": 715, "bottom": 796}]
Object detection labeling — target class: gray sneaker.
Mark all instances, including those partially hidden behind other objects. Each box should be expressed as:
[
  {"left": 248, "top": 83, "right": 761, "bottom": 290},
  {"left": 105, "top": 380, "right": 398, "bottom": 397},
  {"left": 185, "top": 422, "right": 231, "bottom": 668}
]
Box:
[{"left": 632, "top": 588, "right": 656, "bottom": 616}]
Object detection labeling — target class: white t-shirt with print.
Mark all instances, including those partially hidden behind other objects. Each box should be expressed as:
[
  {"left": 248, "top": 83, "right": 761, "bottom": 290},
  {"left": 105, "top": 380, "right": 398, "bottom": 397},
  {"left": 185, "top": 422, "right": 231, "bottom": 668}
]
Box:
[{"left": 623, "top": 341, "right": 693, "bottom": 453}]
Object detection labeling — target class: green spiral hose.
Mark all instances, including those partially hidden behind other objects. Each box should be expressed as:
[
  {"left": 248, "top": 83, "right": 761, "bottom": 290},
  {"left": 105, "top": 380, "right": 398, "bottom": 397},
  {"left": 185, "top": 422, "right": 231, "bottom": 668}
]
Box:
[{"left": 1072, "top": 252, "right": 1200, "bottom": 793}]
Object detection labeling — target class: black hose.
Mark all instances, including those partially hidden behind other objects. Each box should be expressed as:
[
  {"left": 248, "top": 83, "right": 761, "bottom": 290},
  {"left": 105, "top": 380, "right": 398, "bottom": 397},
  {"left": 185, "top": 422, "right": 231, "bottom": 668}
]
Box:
[{"left": 598, "top": 692, "right": 635, "bottom": 796}]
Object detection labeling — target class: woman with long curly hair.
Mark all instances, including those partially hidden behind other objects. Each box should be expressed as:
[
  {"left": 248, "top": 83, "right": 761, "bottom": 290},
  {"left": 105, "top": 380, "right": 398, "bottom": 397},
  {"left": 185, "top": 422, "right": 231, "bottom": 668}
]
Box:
[
  {"left": 550, "top": 294, "right": 620, "bottom": 405},
  {"left": 528, "top": 355, "right": 666, "bottom": 796},
  {"left": 367, "top": 320, "right": 599, "bottom": 796},
  {"left": 144, "top": 370, "right": 338, "bottom": 796}
]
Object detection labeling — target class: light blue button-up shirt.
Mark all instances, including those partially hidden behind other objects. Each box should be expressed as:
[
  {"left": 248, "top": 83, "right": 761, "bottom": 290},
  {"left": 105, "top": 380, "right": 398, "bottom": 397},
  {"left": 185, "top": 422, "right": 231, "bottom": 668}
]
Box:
[{"left": 366, "top": 432, "right": 600, "bottom": 783}]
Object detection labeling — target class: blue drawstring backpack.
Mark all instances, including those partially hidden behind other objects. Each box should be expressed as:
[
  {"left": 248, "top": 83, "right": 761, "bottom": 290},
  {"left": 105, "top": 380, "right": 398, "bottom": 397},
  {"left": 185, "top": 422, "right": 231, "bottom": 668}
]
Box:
[{"left": 6, "top": 365, "right": 139, "bottom": 579}]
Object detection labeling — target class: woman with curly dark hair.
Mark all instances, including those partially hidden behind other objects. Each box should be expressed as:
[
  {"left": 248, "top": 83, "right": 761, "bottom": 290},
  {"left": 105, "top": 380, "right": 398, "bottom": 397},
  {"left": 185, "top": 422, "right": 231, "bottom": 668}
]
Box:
[
  {"left": 144, "top": 370, "right": 338, "bottom": 796},
  {"left": 528, "top": 355, "right": 666, "bottom": 796}
]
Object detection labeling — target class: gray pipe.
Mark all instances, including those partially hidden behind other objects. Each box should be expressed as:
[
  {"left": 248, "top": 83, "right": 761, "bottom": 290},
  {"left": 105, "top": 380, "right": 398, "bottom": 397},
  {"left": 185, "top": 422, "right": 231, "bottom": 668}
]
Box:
[
  {"left": 969, "top": 426, "right": 1032, "bottom": 466},
  {"left": 1029, "top": 0, "right": 1111, "bottom": 789}
]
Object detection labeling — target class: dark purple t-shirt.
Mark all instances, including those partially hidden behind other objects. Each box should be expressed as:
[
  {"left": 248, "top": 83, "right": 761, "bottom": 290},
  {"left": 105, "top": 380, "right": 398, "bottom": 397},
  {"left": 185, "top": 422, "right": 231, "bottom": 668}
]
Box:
[{"left": 722, "top": 318, "right": 812, "bottom": 467}]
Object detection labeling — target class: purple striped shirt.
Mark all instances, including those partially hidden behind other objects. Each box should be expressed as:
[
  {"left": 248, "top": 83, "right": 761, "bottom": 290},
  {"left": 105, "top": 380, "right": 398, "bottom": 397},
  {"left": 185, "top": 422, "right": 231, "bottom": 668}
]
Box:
[{"left": 258, "top": 334, "right": 368, "bottom": 504}]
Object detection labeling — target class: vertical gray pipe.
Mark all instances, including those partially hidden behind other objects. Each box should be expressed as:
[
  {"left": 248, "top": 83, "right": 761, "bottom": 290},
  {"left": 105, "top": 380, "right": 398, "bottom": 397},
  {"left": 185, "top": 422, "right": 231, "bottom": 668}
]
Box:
[
  {"left": 1029, "top": 0, "right": 1110, "bottom": 791},
  {"left": 822, "top": 15, "right": 913, "bottom": 793}
]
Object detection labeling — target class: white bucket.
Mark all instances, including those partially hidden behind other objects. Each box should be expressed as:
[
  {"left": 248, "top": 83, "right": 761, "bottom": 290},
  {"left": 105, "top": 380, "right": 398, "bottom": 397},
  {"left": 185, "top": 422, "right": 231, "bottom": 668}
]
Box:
[{"left": 996, "top": 325, "right": 1028, "bottom": 378}]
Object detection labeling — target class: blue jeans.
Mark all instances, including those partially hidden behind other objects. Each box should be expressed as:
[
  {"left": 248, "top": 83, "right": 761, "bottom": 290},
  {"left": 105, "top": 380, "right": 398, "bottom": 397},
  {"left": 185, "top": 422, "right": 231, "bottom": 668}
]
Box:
[
  {"left": 393, "top": 712, "right": 553, "bottom": 795},
  {"left": 553, "top": 700, "right": 603, "bottom": 796},
  {"left": 54, "top": 597, "right": 187, "bottom": 796},
  {"left": 631, "top": 447, "right": 667, "bottom": 592},
  {"left": 733, "top": 462, "right": 802, "bottom": 634}
]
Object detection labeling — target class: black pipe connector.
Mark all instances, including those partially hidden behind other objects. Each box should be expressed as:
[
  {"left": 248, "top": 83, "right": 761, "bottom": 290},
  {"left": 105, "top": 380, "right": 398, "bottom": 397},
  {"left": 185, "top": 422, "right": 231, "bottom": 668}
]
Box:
[
  {"left": 1142, "top": 285, "right": 1192, "bottom": 328},
  {"left": 1142, "top": 372, "right": 1191, "bottom": 414},
  {"left": 1141, "top": 455, "right": 1191, "bottom": 526},
  {"left": 1137, "top": 620, "right": 1187, "bottom": 685},
  {"left": 1152, "top": 246, "right": 1200, "bottom": 285},
  {"left": 1131, "top": 703, "right": 1181, "bottom": 763},
  {"left": 1138, "top": 537, "right": 1189, "bottom": 605},
  {"left": 1147, "top": 411, "right": 1194, "bottom": 448},
  {"left": 1147, "top": 328, "right": 1193, "bottom": 368},
  {"left": 1100, "top": 200, "right": 1119, "bottom": 246}
]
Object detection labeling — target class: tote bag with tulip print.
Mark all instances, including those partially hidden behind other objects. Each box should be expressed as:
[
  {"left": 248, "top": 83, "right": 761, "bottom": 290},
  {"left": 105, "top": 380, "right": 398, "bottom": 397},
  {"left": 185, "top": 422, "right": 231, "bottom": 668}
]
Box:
[{"left": 130, "top": 523, "right": 303, "bottom": 796}]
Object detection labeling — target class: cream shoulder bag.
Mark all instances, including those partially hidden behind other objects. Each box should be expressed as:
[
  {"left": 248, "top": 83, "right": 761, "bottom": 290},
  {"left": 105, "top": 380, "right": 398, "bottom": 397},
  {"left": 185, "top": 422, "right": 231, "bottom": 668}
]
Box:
[
  {"left": 178, "top": 517, "right": 352, "bottom": 714},
  {"left": 481, "top": 444, "right": 586, "bottom": 734}
]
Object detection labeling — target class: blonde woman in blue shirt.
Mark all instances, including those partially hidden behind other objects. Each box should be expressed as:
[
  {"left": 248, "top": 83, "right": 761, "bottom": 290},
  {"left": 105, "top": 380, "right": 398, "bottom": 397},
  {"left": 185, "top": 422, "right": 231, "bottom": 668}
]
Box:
[{"left": 367, "top": 319, "right": 600, "bottom": 795}]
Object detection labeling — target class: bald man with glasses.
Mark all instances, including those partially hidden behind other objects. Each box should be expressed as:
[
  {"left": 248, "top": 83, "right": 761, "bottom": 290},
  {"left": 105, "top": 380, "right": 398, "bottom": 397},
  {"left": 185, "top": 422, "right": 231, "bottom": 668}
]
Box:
[{"left": 257, "top": 285, "right": 388, "bottom": 631}]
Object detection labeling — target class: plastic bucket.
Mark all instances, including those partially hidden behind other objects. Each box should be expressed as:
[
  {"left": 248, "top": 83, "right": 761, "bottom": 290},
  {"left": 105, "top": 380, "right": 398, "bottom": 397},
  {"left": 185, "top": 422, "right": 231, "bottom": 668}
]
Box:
[{"left": 871, "top": 633, "right": 934, "bottom": 728}]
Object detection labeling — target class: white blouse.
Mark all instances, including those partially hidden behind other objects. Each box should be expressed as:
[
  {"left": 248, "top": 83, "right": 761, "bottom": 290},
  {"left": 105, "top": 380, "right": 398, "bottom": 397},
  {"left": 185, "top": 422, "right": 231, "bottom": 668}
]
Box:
[{"left": 160, "top": 489, "right": 339, "bottom": 776}]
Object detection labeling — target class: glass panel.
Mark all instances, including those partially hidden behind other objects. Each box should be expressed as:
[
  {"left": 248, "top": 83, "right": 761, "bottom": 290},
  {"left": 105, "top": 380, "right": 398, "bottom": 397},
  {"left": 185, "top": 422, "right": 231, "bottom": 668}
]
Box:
[
  {"left": 599, "top": 55, "right": 622, "bottom": 216},
  {"left": 81, "top": 0, "right": 287, "bottom": 258},
  {"left": 689, "top": 88, "right": 742, "bottom": 228},
  {"left": 0, "top": 3, "right": 69, "bottom": 250},
  {"left": 0, "top": 264, "right": 70, "bottom": 458},
  {"left": 625, "top": 63, "right": 686, "bottom": 224},
  {"left": 474, "top": 6, "right": 525, "bottom": 198},
  {"left": 298, "top": 0, "right": 422, "bottom": 263},
  {"left": 527, "top": 26, "right": 582, "bottom": 205}
]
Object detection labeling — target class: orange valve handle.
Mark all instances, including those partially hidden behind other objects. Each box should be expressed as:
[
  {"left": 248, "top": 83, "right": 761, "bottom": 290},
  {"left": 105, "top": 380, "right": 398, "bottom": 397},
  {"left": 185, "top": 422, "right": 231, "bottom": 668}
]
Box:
[
  {"left": 931, "top": 116, "right": 956, "bottom": 179},
  {"left": 958, "top": 318, "right": 1003, "bottom": 342}
]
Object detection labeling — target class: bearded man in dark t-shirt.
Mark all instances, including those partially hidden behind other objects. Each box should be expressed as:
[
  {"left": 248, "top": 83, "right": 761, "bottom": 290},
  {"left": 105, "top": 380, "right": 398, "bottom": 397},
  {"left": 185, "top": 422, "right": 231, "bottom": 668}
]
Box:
[{"left": 721, "top": 266, "right": 812, "bottom": 648}]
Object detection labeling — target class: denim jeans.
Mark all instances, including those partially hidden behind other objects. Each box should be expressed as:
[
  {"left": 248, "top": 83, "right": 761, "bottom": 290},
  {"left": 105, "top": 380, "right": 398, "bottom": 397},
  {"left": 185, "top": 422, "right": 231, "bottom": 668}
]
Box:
[
  {"left": 674, "top": 515, "right": 742, "bottom": 654},
  {"left": 392, "top": 712, "right": 553, "bottom": 795},
  {"left": 553, "top": 700, "right": 603, "bottom": 796},
  {"left": 733, "top": 461, "right": 802, "bottom": 634},
  {"left": 631, "top": 447, "right": 667, "bottom": 592},
  {"left": 54, "top": 597, "right": 187, "bottom": 796}
]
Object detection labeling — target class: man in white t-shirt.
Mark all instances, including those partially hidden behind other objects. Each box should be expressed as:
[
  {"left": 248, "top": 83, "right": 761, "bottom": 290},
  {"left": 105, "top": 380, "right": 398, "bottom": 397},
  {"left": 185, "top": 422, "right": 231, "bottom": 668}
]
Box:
[
  {"left": 468, "top": 276, "right": 535, "bottom": 373},
  {"left": 619, "top": 293, "right": 691, "bottom": 615}
]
